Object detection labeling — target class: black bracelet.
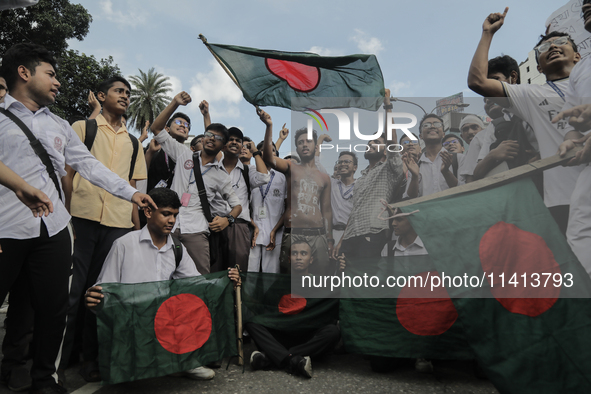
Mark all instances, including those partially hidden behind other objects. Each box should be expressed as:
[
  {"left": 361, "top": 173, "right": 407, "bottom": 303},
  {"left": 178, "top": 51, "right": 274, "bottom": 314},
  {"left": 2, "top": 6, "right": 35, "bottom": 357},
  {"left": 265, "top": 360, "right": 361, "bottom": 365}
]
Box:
[
  {"left": 383, "top": 103, "right": 393, "bottom": 110},
  {"left": 253, "top": 151, "right": 262, "bottom": 157}
]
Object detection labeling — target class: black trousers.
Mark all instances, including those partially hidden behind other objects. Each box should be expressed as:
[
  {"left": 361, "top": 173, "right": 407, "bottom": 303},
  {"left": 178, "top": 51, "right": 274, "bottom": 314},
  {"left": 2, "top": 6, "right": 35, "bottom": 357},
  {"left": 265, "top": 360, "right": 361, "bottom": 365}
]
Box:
[
  {"left": 246, "top": 322, "right": 340, "bottom": 367},
  {"left": 341, "top": 230, "right": 388, "bottom": 260},
  {"left": 0, "top": 222, "right": 72, "bottom": 390},
  {"left": 60, "top": 218, "right": 129, "bottom": 368}
]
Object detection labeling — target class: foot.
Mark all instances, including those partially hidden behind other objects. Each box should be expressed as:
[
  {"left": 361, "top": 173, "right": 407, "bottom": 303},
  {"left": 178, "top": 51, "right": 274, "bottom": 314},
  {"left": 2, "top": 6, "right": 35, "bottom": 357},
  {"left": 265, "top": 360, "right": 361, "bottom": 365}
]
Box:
[
  {"left": 4, "top": 366, "right": 31, "bottom": 392},
  {"left": 28, "top": 383, "right": 67, "bottom": 394},
  {"left": 415, "top": 358, "right": 433, "bottom": 373},
  {"left": 250, "top": 351, "right": 271, "bottom": 371},
  {"left": 183, "top": 366, "right": 215, "bottom": 381},
  {"left": 290, "top": 355, "right": 312, "bottom": 378}
]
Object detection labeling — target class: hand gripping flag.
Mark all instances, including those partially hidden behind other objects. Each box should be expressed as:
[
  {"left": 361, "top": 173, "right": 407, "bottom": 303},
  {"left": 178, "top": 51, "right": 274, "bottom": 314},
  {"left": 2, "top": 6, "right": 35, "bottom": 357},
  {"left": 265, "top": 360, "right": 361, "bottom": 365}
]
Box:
[
  {"left": 396, "top": 178, "right": 591, "bottom": 393},
  {"left": 199, "top": 35, "right": 385, "bottom": 111},
  {"left": 96, "top": 272, "right": 237, "bottom": 385}
]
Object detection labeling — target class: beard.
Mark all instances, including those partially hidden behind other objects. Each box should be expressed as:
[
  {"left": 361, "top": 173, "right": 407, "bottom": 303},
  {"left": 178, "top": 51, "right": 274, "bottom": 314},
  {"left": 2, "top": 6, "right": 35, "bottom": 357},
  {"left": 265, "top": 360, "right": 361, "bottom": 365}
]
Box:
[{"left": 364, "top": 149, "right": 384, "bottom": 161}]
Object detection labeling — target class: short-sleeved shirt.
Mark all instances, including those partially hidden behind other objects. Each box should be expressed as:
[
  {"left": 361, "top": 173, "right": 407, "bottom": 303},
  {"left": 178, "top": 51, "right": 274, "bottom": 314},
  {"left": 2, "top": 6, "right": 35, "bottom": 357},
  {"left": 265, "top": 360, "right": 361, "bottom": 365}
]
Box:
[
  {"left": 70, "top": 114, "right": 147, "bottom": 228},
  {"left": 502, "top": 80, "right": 584, "bottom": 207},
  {"left": 96, "top": 226, "right": 199, "bottom": 284},
  {"left": 406, "top": 149, "right": 465, "bottom": 198},
  {"left": 251, "top": 169, "right": 287, "bottom": 245},
  {"left": 330, "top": 177, "right": 355, "bottom": 227}
]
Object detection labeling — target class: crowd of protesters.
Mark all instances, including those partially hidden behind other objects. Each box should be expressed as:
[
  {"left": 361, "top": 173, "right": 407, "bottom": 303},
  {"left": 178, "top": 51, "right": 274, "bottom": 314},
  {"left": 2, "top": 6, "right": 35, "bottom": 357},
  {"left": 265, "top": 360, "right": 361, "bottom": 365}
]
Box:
[{"left": 1, "top": 5, "right": 591, "bottom": 394}]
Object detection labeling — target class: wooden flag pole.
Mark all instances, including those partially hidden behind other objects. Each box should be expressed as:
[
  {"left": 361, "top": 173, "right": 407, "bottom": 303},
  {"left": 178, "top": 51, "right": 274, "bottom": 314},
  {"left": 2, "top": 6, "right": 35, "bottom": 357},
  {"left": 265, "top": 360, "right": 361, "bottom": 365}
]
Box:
[
  {"left": 234, "top": 264, "right": 244, "bottom": 366},
  {"left": 389, "top": 146, "right": 584, "bottom": 210}
]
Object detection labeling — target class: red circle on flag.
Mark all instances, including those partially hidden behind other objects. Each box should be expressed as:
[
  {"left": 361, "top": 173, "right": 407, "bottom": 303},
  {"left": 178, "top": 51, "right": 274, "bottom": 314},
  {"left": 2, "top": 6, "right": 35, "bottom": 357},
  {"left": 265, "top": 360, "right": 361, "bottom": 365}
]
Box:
[
  {"left": 480, "top": 222, "right": 560, "bottom": 317},
  {"left": 278, "top": 294, "right": 307, "bottom": 315},
  {"left": 265, "top": 59, "right": 320, "bottom": 93},
  {"left": 396, "top": 271, "right": 458, "bottom": 336},
  {"left": 154, "top": 294, "right": 212, "bottom": 354}
]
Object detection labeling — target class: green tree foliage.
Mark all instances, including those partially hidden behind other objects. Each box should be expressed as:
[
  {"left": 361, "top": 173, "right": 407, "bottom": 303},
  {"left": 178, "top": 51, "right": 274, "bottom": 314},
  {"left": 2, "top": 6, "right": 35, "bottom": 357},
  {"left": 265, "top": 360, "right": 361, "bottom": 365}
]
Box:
[
  {"left": 51, "top": 50, "right": 121, "bottom": 123},
  {"left": 128, "top": 68, "right": 172, "bottom": 132},
  {"left": 0, "top": 0, "right": 91, "bottom": 55}
]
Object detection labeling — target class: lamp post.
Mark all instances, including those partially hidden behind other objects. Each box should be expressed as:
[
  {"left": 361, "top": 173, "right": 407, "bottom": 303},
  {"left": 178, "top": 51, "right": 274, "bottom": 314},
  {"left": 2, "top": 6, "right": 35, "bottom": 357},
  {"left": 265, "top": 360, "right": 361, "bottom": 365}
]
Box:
[
  {"left": 429, "top": 103, "right": 470, "bottom": 114},
  {"left": 390, "top": 97, "right": 427, "bottom": 115}
]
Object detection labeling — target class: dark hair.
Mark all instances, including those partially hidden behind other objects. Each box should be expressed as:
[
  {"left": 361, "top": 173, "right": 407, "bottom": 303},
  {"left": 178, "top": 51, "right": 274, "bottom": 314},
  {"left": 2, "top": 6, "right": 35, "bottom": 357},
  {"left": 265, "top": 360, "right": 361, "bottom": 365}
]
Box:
[
  {"left": 98, "top": 76, "right": 131, "bottom": 97},
  {"left": 488, "top": 55, "right": 521, "bottom": 84},
  {"left": 148, "top": 188, "right": 181, "bottom": 210},
  {"left": 442, "top": 133, "right": 464, "bottom": 147},
  {"left": 419, "top": 114, "right": 444, "bottom": 130},
  {"left": 205, "top": 123, "right": 229, "bottom": 143},
  {"left": 191, "top": 134, "right": 204, "bottom": 147},
  {"left": 166, "top": 112, "right": 191, "bottom": 128},
  {"left": 399, "top": 133, "right": 419, "bottom": 144},
  {"left": 294, "top": 127, "right": 318, "bottom": 145},
  {"left": 243, "top": 136, "right": 252, "bottom": 143},
  {"left": 535, "top": 32, "right": 578, "bottom": 65},
  {"left": 291, "top": 239, "right": 312, "bottom": 251},
  {"left": 0, "top": 43, "right": 57, "bottom": 91},
  {"left": 338, "top": 151, "right": 358, "bottom": 166},
  {"left": 121, "top": 113, "right": 128, "bottom": 121},
  {"left": 256, "top": 140, "right": 277, "bottom": 152}
]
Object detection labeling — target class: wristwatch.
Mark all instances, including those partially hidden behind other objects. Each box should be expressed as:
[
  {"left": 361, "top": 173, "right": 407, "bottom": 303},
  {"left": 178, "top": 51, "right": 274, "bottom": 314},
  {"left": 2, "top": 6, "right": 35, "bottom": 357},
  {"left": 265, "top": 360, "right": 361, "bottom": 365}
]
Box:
[
  {"left": 226, "top": 214, "right": 236, "bottom": 226},
  {"left": 253, "top": 151, "right": 262, "bottom": 157}
]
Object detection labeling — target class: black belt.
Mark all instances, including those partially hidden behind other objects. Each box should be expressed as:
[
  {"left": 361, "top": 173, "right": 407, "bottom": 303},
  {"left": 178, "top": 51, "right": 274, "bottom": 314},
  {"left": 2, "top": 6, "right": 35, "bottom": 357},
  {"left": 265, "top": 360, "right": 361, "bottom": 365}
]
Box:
[
  {"left": 284, "top": 227, "right": 326, "bottom": 236},
  {"left": 235, "top": 218, "right": 249, "bottom": 224},
  {"left": 333, "top": 224, "right": 347, "bottom": 231}
]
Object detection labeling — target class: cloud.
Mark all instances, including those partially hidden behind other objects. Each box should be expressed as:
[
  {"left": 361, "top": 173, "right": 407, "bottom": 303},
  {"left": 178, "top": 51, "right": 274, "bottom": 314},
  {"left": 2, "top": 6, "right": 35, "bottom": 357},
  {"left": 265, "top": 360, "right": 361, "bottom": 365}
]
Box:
[
  {"left": 99, "top": 0, "right": 148, "bottom": 28},
  {"left": 308, "top": 46, "right": 344, "bottom": 57},
  {"left": 188, "top": 60, "right": 243, "bottom": 120},
  {"left": 351, "top": 29, "right": 384, "bottom": 55},
  {"left": 389, "top": 80, "right": 412, "bottom": 96}
]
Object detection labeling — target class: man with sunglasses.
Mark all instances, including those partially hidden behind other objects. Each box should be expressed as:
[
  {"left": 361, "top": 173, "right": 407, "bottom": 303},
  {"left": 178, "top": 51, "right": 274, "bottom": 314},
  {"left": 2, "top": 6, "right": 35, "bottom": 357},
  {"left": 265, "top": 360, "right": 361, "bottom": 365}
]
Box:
[
  {"left": 149, "top": 91, "right": 242, "bottom": 275},
  {"left": 468, "top": 7, "right": 584, "bottom": 235}
]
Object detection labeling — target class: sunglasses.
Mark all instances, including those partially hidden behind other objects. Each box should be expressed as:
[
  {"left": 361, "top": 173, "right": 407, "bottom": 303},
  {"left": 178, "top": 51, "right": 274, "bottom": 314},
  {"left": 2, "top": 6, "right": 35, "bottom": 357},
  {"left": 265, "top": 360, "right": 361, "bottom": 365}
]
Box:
[
  {"left": 534, "top": 37, "right": 570, "bottom": 55},
  {"left": 421, "top": 122, "right": 443, "bottom": 129},
  {"left": 174, "top": 119, "right": 191, "bottom": 129},
  {"left": 204, "top": 131, "right": 225, "bottom": 142},
  {"left": 401, "top": 140, "right": 419, "bottom": 145},
  {"left": 442, "top": 139, "right": 460, "bottom": 147}
]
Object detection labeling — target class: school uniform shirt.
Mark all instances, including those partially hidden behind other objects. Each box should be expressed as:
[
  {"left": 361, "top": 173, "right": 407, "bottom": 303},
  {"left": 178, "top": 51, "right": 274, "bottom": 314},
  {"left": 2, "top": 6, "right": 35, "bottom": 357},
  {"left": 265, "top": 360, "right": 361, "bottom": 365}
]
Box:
[
  {"left": 393, "top": 235, "right": 428, "bottom": 257},
  {"left": 154, "top": 130, "right": 241, "bottom": 235},
  {"left": 210, "top": 160, "right": 270, "bottom": 222},
  {"left": 502, "top": 80, "right": 584, "bottom": 208},
  {"left": 405, "top": 148, "right": 465, "bottom": 198},
  {"left": 96, "top": 226, "right": 199, "bottom": 284},
  {"left": 251, "top": 169, "right": 286, "bottom": 246},
  {"left": 330, "top": 177, "right": 355, "bottom": 227},
  {"left": 0, "top": 95, "right": 137, "bottom": 239},
  {"left": 70, "top": 114, "right": 147, "bottom": 228}
]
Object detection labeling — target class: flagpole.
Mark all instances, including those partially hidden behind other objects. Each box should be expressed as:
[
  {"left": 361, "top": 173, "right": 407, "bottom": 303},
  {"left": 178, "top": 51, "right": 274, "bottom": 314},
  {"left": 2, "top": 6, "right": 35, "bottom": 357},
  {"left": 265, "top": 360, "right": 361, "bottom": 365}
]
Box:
[
  {"left": 234, "top": 264, "right": 244, "bottom": 366},
  {"left": 199, "top": 34, "right": 242, "bottom": 90}
]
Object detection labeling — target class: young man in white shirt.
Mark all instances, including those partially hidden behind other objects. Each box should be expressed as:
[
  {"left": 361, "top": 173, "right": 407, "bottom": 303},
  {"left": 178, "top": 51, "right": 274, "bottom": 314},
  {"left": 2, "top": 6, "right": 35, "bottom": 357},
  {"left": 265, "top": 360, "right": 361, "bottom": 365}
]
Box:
[
  {"left": 0, "top": 43, "right": 154, "bottom": 394},
  {"left": 330, "top": 152, "right": 357, "bottom": 244},
  {"left": 150, "top": 92, "right": 242, "bottom": 275},
  {"left": 468, "top": 8, "right": 584, "bottom": 234}
]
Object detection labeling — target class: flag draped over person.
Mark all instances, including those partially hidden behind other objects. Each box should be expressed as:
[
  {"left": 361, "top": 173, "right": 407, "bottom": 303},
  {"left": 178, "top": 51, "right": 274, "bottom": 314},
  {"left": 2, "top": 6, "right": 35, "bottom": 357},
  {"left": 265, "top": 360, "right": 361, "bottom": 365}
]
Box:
[
  {"left": 396, "top": 178, "right": 591, "bottom": 393},
  {"left": 199, "top": 35, "right": 385, "bottom": 111},
  {"left": 96, "top": 272, "right": 237, "bottom": 385}
]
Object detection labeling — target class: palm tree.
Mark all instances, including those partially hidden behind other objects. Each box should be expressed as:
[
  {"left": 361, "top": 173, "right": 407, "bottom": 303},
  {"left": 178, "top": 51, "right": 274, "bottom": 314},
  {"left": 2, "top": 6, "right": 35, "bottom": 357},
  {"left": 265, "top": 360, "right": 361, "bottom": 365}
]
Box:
[{"left": 127, "top": 68, "right": 172, "bottom": 132}]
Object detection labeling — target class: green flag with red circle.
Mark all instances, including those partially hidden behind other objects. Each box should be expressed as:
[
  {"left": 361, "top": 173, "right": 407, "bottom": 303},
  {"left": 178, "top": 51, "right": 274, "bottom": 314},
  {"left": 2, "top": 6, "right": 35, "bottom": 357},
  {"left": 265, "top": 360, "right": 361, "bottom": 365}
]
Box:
[
  {"left": 400, "top": 178, "right": 591, "bottom": 393},
  {"left": 96, "top": 271, "right": 237, "bottom": 385},
  {"left": 204, "top": 42, "right": 385, "bottom": 111}
]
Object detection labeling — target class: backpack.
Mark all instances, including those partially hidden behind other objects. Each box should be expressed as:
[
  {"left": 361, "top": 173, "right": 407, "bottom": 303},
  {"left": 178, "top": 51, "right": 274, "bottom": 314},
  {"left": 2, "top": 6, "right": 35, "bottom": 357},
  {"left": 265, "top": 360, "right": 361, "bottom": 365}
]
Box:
[
  {"left": 83, "top": 119, "right": 139, "bottom": 181},
  {"left": 172, "top": 236, "right": 183, "bottom": 268}
]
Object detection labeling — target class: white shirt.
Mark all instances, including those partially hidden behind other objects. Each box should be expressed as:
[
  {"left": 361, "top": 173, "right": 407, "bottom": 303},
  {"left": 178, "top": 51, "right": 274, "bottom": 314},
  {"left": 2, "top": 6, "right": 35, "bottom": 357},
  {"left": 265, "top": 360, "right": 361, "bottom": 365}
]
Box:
[
  {"left": 562, "top": 56, "right": 591, "bottom": 130},
  {"left": 330, "top": 177, "right": 355, "bottom": 226},
  {"left": 154, "top": 130, "right": 241, "bottom": 234},
  {"left": 251, "top": 169, "right": 286, "bottom": 245},
  {"left": 96, "top": 226, "right": 199, "bottom": 284},
  {"left": 406, "top": 148, "right": 465, "bottom": 198},
  {"left": 459, "top": 127, "right": 488, "bottom": 178},
  {"left": 393, "top": 235, "right": 428, "bottom": 257},
  {"left": 211, "top": 160, "right": 270, "bottom": 221},
  {"left": 0, "top": 95, "right": 137, "bottom": 239},
  {"left": 502, "top": 80, "right": 584, "bottom": 207}
]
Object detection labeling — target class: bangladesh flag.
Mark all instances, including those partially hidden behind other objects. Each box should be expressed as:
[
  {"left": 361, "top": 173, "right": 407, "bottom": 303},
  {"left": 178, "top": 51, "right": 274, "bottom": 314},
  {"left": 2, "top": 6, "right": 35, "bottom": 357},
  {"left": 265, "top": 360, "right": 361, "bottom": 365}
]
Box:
[
  {"left": 203, "top": 41, "right": 385, "bottom": 111},
  {"left": 399, "top": 178, "right": 591, "bottom": 393},
  {"left": 241, "top": 272, "right": 339, "bottom": 332},
  {"left": 96, "top": 271, "right": 237, "bottom": 385},
  {"left": 339, "top": 253, "right": 474, "bottom": 360}
]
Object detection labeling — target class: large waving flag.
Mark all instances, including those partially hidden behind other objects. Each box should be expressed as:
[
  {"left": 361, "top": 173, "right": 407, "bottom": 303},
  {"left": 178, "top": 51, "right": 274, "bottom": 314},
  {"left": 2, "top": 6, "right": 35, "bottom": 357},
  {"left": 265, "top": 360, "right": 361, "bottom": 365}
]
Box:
[
  {"left": 200, "top": 35, "right": 385, "bottom": 111},
  {"left": 397, "top": 178, "right": 591, "bottom": 393},
  {"left": 96, "top": 272, "right": 237, "bottom": 385}
]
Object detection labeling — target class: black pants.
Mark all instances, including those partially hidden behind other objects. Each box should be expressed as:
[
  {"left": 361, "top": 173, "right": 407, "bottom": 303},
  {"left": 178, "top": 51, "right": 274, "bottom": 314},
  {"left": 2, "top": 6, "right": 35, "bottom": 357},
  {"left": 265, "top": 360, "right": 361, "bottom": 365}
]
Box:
[
  {"left": 0, "top": 222, "right": 72, "bottom": 390},
  {"left": 246, "top": 323, "right": 340, "bottom": 367},
  {"left": 60, "top": 218, "right": 129, "bottom": 368},
  {"left": 341, "top": 230, "right": 388, "bottom": 260}
]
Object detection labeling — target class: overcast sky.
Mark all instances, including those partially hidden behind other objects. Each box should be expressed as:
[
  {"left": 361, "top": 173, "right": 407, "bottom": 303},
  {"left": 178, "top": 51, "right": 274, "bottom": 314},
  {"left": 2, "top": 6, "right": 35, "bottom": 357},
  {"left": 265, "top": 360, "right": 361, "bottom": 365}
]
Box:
[{"left": 66, "top": 0, "right": 565, "bottom": 159}]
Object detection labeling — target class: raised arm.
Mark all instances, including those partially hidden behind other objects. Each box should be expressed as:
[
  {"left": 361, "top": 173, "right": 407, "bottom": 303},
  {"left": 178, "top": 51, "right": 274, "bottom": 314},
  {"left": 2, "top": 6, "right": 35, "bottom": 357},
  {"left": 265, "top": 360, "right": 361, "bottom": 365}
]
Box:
[
  {"left": 88, "top": 91, "right": 101, "bottom": 120},
  {"left": 467, "top": 7, "right": 509, "bottom": 98},
  {"left": 151, "top": 91, "right": 192, "bottom": 136},
  {"left": 199, "top": 100, "right": 211, "bottom": 130},
  {"left": 260, "top": 108, "right": 290, "bottom": 174},
  {"left": 275, "top": 123, "right": 289, "bottom": 151}
]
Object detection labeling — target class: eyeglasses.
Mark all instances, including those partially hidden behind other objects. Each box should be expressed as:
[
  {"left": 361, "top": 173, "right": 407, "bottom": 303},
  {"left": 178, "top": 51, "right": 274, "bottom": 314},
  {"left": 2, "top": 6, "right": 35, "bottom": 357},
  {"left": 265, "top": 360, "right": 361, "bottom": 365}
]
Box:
[
  {"left": 204, "top": 131, "right": 225, "bottom": 142},
  {"left": 401, "top": 140, "right": 419, "bottom": 145},
  {"left": 534, "top": 37, "right": 571, "bottom": 55},
  {"left": 461, "top": 124, "right": 481, "bottom": 133},
  {"left": 174, "top": 119, "right": 191, "bottom": 129},
  {"left": 421, "top": 122, "right": 443, "bottom": 129},
  {"left": 442, "top": 139, "right": 460, "bottom": 147},
  {"left": 336, "top": 159, "right": 353, "bottom": 165}
]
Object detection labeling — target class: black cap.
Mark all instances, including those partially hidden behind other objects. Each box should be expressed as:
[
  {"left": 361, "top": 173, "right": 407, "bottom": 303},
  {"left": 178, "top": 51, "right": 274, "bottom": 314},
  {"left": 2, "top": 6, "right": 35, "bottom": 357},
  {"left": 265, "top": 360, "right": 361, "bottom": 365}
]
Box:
[{"left": 228, "top": 127, "right": 243, "bottom": 141}]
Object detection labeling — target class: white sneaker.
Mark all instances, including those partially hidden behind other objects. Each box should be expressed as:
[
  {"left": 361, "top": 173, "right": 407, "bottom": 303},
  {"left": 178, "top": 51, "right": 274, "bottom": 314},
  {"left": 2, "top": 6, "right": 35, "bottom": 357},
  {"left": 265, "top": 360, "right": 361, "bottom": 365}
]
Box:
[{"left": 184, "top": 366, "right": 215, "bottom": 380}]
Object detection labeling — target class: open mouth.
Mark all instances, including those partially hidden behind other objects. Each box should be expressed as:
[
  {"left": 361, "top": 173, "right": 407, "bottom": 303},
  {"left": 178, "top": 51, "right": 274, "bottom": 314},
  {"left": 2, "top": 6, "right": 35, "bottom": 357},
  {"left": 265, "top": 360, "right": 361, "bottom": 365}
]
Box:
[{"left": 547, "top": 50, "right": 562, "bottom": 60}]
